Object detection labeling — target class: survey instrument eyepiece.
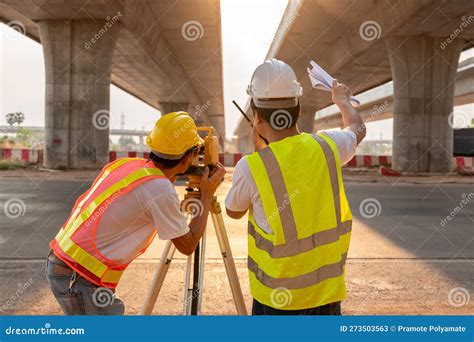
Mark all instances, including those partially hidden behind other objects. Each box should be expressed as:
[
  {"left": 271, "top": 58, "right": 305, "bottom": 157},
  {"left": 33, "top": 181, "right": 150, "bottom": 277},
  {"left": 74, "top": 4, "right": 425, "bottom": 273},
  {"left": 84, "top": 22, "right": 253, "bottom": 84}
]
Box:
[{"left": 184, "top": 127, "right": 220, "bottom": 185}]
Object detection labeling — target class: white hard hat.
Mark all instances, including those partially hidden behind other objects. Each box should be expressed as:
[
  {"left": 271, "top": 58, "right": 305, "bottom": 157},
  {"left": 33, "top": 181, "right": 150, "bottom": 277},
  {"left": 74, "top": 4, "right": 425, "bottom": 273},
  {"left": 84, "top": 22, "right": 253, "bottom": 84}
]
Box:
[{"left": 247, "top": 58, "right": 303, "bottom": 108}]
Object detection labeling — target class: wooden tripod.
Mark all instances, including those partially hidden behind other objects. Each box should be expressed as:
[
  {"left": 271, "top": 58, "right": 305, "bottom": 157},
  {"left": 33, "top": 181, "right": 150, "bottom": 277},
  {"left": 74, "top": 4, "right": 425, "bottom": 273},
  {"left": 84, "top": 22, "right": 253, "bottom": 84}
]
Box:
[{"left": 141, "top": 192, "right": 247, "bottom": 315}]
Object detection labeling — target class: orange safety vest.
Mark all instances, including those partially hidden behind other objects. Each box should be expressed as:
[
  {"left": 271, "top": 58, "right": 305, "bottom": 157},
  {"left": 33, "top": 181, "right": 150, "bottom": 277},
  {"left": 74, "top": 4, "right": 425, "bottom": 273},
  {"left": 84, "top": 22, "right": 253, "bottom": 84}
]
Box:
[{"left": 50, "top": 158, "right": 167, "bottom": 288}]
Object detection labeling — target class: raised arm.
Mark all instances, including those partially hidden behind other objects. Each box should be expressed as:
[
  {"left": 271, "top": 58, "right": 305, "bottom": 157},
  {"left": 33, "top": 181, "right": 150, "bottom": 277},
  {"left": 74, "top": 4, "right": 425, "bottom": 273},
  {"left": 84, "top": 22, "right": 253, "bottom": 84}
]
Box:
[{"left": 331, "top": 79, "right": 366, "bottom": 145}]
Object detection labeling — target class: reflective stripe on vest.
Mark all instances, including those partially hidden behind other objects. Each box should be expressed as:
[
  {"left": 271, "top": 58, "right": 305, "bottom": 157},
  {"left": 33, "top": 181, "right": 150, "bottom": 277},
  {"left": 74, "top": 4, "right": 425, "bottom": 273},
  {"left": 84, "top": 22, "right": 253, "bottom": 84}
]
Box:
[
  {"left": 55, "top": 157, "right": 131, "bottom": 243},
  {"left": 53, "top": 158, "right": 166, "bottom": 286},
  {"left": 248, "top": 134, "right": 351, "bottom": 258},
  {"left": 248, "top": 253, "right": 348, "bottom": 289},
  {"left": 246, "top": 133, "right": 352, "bottom": 309}
]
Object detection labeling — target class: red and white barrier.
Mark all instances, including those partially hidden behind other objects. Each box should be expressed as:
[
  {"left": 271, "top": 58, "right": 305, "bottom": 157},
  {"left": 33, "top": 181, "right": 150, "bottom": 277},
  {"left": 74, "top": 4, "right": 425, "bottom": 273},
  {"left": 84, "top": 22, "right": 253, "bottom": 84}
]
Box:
[
  {"left": 219, "top": 154, "right": 393, "bottom": 168},
  {"left": 219, "top": 153, "right": 243, "bottom": 167},
  {"left": 345, "top": 155, "right": 391, "bottom": 168},
  {"left": 2, "top": 149, "right": 473, "bottom": 175},
  {"left": 109, "top": 152, "right": 245, "bottom": 167},
  {"left": 109, "top": 151, "right": 150, "bottom": 162},
  {"left": 0, "top": 148, "right": 41, "bottom": 164},
  {"left": 345, "top": 155, "right": 474, "bottom": 174},
  {"left": 0, "top": 150, "right": 394, "bottom": 169},
  {"left": 455, "top": 156, "right": 474, "bottom": 174}
]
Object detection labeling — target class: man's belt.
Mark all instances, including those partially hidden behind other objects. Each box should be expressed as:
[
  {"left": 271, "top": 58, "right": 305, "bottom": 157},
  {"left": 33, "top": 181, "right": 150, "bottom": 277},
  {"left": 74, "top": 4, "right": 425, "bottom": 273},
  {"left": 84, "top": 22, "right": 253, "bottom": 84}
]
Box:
[{"left": 48, "top": 250, "right": 73, "bottom": 276}]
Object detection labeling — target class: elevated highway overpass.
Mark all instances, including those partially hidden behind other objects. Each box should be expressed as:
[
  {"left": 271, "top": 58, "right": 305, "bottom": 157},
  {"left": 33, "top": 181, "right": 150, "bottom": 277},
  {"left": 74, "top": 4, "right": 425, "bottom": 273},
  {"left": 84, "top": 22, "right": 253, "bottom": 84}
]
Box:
[
  {"left": 1, "top": 0, "right": 224, "bottom": 168},
  {"left": 315, "top": 57, "right": 474, "bottom": 130},
  {"left": 234, "top": 0, "right": 474, "bottom": 172},
  {"left": 1, "top": 126, "right": 148, "bottom": 137}
]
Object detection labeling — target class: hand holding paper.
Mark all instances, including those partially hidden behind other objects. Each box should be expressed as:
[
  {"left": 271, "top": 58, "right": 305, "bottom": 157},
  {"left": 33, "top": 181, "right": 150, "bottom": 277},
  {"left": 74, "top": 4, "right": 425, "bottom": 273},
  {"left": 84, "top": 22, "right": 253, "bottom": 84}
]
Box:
[{"left": 307, "top": 60, "right": 360, "bottom": 106}]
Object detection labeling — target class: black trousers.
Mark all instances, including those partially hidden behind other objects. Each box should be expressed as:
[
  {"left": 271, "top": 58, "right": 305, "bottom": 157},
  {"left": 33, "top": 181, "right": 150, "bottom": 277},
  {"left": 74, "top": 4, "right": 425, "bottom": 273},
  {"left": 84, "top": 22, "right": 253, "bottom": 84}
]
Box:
[{"left": 252, "top": 299, "right": 341, "bottom": 315}]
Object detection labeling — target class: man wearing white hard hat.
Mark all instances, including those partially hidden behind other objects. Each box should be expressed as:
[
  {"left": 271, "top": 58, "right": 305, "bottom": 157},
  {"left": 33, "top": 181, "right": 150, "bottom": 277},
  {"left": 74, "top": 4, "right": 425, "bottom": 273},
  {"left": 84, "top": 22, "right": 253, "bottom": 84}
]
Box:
[{"left": 225, "top": 59, "right": 365, "bottom": 315}]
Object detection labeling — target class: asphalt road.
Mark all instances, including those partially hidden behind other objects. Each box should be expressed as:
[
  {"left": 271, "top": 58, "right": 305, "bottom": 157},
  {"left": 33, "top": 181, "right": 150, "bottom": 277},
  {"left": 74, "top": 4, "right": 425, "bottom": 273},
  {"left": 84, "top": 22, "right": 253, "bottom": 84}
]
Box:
[
  {"left": 1, "top": 173, "right": 473, "bottom": 261},
  {"left": 0, "top": 170, "right": 472, "bottom": 315}
]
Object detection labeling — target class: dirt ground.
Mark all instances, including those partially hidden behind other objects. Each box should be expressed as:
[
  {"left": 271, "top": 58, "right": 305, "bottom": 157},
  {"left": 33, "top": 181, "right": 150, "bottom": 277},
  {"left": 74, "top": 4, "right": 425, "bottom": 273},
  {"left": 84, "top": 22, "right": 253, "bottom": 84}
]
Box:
[
  {"left": 0, "top": 166, "right": 472, "bottom": 315},
  {"left": 1, "top": 259, "right": 472, "bottom": 315}
]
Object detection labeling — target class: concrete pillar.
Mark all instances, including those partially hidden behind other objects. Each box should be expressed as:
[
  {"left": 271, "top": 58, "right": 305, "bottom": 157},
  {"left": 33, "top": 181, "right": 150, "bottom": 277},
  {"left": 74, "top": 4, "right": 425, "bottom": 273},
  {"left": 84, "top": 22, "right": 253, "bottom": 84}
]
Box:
[
  {"left": 385, "top": 36, "right": 463, "bottom": 172},
  {"left": 240, "top": 135, "right": 253, "bottom": 154},
  {"left": 297, "top": 106, "right": 315, "bottom": 133},
  {"left": 159, "top": 102, "right": 189, "bottom": 114},
  {"left": 38, "top": 19, "right": 119, "bottom": 168}
]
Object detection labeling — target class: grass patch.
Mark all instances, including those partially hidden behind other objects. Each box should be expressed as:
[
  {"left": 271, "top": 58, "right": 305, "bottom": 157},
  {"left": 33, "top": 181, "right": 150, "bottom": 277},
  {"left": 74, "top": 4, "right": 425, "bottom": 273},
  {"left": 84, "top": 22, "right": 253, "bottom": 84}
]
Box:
[{"left": 0, "top": 160, "right": 27, "bottom": 170}]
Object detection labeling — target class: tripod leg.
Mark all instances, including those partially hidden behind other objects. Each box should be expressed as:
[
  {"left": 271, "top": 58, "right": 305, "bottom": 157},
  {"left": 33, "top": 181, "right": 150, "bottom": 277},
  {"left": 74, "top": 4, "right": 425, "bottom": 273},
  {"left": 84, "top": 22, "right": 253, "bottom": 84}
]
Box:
[
  {"left": 141, "top": 240, "right": 176, "bottom": 315},
  {"left": 196, "top": 229, "right": 207, "bottom": 314},
  {"left": 190, "top": 241, "right": 200, "bottom": 315},
  {"left": 183, "top": 252, "right": 193, "bottom": 315},
  {"left": 186, "top": 228, "right": 207, "bottom": 315},
  {"left": 210, "top": 202, "right": 248, "bottom": 315}
]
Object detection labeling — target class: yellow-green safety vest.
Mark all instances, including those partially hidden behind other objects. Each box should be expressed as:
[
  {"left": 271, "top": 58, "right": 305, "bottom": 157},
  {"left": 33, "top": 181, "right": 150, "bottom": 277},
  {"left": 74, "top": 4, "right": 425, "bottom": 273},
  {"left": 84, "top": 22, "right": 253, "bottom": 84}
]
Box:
[{"left": 246, "top": 132, "right": 352, "bottom": 310}]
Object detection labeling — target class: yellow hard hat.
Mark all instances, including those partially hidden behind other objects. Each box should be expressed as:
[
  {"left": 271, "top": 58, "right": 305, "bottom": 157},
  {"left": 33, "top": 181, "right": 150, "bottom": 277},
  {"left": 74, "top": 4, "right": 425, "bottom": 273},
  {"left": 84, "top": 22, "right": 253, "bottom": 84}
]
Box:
[{"left": 146, "top": 111, "right": 203, "bottom": 159}]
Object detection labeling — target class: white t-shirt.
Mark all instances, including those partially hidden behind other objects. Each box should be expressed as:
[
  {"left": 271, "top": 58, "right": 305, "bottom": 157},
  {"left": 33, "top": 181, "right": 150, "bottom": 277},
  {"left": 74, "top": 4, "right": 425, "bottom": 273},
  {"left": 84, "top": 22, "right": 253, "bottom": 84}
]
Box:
[
  {"left": 225, "top": 130, "right": 356, "bottom": 234},
  {"left": 95, "top": 178, "right": 190, "bottom": 264}
]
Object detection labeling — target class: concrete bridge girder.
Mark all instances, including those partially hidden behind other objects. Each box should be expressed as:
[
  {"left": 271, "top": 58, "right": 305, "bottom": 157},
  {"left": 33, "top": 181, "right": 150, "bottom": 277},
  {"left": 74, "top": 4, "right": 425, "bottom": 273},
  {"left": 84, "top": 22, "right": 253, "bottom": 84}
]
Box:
[{"left": 1, "top": 0, "right": 225, "bottom": 168}]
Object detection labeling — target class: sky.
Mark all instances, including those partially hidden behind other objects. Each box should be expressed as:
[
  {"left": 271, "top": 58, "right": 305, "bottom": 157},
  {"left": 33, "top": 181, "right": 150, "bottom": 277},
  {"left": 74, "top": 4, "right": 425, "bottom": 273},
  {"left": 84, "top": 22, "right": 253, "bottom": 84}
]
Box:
[{"left": 0, "top": 0, "right": 473, "bottom": 141}]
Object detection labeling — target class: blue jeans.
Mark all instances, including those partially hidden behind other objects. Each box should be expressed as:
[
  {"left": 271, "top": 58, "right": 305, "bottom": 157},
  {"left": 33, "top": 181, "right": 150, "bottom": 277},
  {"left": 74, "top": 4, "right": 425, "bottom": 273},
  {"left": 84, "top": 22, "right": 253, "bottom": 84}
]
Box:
[{"left": 46, "top": 252, "right": 125, "bottom": 315}]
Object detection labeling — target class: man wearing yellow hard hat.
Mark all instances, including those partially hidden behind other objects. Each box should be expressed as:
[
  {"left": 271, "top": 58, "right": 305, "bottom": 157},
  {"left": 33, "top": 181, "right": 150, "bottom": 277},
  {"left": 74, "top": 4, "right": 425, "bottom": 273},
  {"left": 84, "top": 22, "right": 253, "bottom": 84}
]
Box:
[{"left": 45, "top": 111, "right": 225, "bottom": 315}]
